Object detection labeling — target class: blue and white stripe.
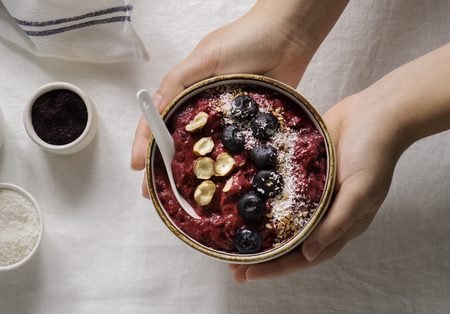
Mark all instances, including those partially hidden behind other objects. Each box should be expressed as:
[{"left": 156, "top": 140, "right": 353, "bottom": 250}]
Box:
[{"left": 14, "top": 5, "right": 133, "bottom": 37}]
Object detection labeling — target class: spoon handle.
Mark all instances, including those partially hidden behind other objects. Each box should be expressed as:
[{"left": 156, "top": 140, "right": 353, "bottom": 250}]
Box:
[
  {"left": 137, "top": 89, "right": 175, "bottom": 165},
  {"left": 137, "top": 89, "right": 201, "bottom": 220}
]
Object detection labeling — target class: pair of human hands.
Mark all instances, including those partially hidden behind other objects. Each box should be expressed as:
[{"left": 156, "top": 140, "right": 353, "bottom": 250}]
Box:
[{"left": 131, "top": 6, "right": 406, "bottom": 282}]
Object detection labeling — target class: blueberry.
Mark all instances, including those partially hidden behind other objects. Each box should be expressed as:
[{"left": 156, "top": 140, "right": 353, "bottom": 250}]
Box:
[
  {"left": 253, "top": 170, "right": 284, "bottom": 198},
  {"left": 250, "top": 113, "right": 280, "bottom": 140},
  {"left": 221, "top": 125, "right": 245, "bottom": 153},
  {"left": 231, "top": 95, "right": 259, "bottom": 121},
  {"left": 250, "top": 145, "right": 278, "bottom": 168},
  {"left": 235, "top": 228, "right": 262, "bottom": 254},
  {"left": 237, "top": 192, "right": 265, "bottom": 220}
]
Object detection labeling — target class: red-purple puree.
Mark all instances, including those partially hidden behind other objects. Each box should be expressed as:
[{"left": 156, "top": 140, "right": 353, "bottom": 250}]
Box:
[{"left": 153, "top": 85, "right": 327, "bottom": 253}]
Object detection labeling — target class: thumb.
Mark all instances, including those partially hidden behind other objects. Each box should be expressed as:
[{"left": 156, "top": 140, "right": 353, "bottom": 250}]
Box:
[
  {"left": 155, "top": 49, "right": 218, "bottom": 109},
  {"left": 302, "top": 179, "right": 367, "bottom": 262},
  {"left": 131, "top": 48, "right": 217, "bottom": 170}
]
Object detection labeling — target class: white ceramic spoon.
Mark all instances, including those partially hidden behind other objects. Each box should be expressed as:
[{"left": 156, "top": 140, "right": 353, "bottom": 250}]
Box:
[{"left": 137, "top": 89, "right": 200, "bottom": 219}]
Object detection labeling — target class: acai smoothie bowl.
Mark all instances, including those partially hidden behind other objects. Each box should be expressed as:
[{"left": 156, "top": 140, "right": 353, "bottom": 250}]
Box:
[{"left": 146, "top": 74, "right": 335, "bottom": 264}]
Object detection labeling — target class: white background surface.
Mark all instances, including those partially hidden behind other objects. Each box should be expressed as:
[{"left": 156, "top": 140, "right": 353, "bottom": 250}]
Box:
[{"left": 0, "top": 1, "right": 449, "bottom": 313}]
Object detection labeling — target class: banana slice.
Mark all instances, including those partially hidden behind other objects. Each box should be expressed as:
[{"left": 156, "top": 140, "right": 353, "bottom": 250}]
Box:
[
  {"left": 222, "top": 177, "right": 234, "bottom": 192},
  {"left": 194, "top": 180, "right": 216, "bottom": 206},
  {"left": 193, "top": 137, "right": 214, "bottom": 156},
  {"left": 215, "top": 152, "right": 236, "bottom": 176},
  {"left": 193, "top": 157, "right": 215, "bottom": 179},
  {"left": 186, "top": 112, "right": 208, "bottom": 132}
]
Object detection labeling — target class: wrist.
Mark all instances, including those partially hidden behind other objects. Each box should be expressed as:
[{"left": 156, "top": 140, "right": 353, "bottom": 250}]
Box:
[
  {"left": 359, "top": 44, "right": 450, "bottom": 145},
  {"left": 352, "top": 90, "right": 414, "bottom": 158},
  {"left": 252, "top": 0, "right": 349, "bottom": 54}
]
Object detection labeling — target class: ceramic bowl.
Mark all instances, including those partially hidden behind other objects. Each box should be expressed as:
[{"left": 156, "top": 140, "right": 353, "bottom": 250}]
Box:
[
  {"left": 0, "top": 183, "right": 44, "bottom": 271},
  {"left": 146, "top": 74, "right": 336, "bottom": 264},
  {"left": 23, "top": 82, "right": 98, "bottom": 155}
]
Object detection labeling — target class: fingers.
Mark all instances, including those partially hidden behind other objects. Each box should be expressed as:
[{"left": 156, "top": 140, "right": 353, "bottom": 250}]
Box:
[
  {"left": 132, "top": 44, "right": 218, "bottom": 171},
  {"left": 229, "top": 178, "right": 376, "bottom": 283},
  {"left": 141, "top": 174, "right": 150, "bottom": 199},
  {"left": 232, "top": 248, "right": 307, "bottom": 283},
  {"left": 233, "top": 264, "right": 251, "bottom": 283},
  {"left": 228, "top": 264, "right": 239, "bottom": 271},
  {"left": 131, "top": 115, "right": 152, "bottom": 170},
  {"left": 302, "top": 178, "right": 368, "bottom": 262},
  {"left": 232, "top": 220, "right": 368, "bottom": 283},
  {"left": 132, "top": 44, "right": 219, "bottom": 202},
  {"left": 234, "top": 227, "right": 356, "bottom": 283}
]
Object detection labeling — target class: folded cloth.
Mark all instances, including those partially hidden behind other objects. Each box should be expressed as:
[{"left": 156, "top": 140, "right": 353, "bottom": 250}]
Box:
[{"left": 0, "top": 0, "right": 149, "bottom": 63}]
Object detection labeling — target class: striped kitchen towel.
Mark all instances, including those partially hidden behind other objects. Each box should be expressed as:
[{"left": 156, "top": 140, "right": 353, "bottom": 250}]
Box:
[{"left": 0, "top": 0, "right": 149, "bottom": 63}]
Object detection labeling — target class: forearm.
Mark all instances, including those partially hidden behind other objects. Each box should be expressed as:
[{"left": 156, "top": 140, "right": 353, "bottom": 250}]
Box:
[
  {"left": 360, "top": 43, "right": 450, "bottom": 145},
  {"left": 252, "top": 0, "right": 349, "bottom": 55}
]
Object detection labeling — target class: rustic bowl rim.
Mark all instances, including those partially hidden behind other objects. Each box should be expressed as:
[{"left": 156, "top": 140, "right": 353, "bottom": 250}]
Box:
[{"left": 146, "top": 74, "right": 336, "bottom": 264}]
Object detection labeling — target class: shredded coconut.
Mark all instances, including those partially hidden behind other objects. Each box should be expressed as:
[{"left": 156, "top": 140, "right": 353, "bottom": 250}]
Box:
[
  {"left": 0, "top": 188, "right": 40, "bottom": 266},
  {"left": 219, "top": 91, "right": 237, "bottom": 124},
  {"left": 207, "top": 85, "right": 320, "bottom": 242},
  {"left": 270, "top": 130, "right": 303, "bottom": 219}
]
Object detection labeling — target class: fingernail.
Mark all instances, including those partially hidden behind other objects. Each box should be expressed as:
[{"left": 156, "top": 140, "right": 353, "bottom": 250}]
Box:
[
  {"left": 304, "top": 242, "right": 323, "bottom": 262},
  {"left": 152, "top": 94, "right": 162, "bottom": 110}
]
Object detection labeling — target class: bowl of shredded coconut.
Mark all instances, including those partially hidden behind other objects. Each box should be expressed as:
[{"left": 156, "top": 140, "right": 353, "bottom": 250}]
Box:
[{"left": 0, "top": 183, "right": 43, "bottom": 271}]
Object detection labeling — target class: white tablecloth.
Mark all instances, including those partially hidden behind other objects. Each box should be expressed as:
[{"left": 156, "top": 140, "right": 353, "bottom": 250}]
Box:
[{"left": 0, "top": 1, "right": 449, "bottom": 313}]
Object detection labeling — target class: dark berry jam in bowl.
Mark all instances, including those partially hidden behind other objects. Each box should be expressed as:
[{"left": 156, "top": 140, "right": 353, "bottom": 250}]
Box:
[
  {"left": 23, "top": 82, "right": 98, "bottom": 155},
  {"left": 146, "top": 74, "right": 336, "bottom": 264}
]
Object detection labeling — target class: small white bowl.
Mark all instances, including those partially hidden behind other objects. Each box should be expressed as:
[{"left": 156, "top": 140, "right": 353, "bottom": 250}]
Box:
[
  {"left": 23, "top": 82, "right": 98, "bottom": 155},
  {"left": 0, "top": 107, "right": 5, "bottom": 148},
  {"left": 0, "top": 183, "right": 44, "bottom": 272}
]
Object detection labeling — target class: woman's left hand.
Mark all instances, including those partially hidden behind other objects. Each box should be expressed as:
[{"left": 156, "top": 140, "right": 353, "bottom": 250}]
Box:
[{"left": 230, "top": 93, "right": 410, "bottom": 282}]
